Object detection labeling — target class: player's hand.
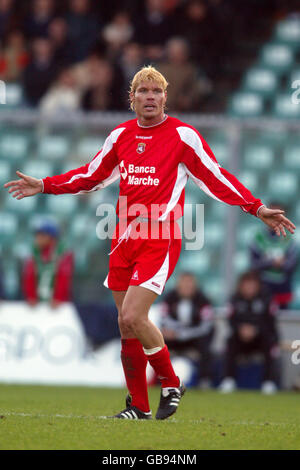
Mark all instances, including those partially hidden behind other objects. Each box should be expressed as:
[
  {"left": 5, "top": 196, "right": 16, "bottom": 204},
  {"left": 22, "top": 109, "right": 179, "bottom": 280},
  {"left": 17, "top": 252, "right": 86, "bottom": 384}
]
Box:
[
  {"left": 3, "top": 171, "right": 43, "bottom": 199},
  {"left": 257, "top": 206, "right": 296, "bottom": 237}
]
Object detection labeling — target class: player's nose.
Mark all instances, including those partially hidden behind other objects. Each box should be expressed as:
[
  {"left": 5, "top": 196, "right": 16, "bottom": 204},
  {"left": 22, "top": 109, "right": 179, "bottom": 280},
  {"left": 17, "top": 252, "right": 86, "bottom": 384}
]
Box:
[{"left": 146, "top": 90, "right": 156, "bottom": 99}]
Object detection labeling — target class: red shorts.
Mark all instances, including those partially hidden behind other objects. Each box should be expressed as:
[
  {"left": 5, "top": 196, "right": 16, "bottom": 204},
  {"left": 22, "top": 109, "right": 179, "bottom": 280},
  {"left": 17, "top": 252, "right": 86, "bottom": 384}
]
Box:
[{"left": 104, "top": 219, "right": 182, "bottom": 295}]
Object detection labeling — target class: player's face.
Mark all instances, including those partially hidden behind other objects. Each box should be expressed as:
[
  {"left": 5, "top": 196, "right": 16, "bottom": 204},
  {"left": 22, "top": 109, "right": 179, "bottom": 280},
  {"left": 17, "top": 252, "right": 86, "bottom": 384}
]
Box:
[{"left": 132, "top": 80, "right": 167, "bottom": 125}]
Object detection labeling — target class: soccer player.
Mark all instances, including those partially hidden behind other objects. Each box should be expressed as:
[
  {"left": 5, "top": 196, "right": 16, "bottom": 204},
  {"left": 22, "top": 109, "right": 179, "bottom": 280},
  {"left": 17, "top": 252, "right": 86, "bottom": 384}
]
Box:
[{"left": 4, "top": 66, "right": 295, "bottom": 420}]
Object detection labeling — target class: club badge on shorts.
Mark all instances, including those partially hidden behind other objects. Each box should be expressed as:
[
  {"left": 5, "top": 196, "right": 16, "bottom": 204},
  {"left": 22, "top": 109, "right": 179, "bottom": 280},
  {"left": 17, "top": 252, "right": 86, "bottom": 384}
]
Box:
[{"left": 137, "top": 142, "right": 146, "bottom": 154}]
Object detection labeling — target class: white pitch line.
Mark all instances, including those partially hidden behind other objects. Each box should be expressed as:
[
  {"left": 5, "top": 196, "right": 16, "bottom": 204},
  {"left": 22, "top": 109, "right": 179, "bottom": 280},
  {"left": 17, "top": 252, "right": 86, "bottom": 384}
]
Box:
[
  {"left": 1, "top": 411, "right": 108, "bottom": 420},
  {"left": 0, "top": 411, "right": 293, "bottom": 426}
]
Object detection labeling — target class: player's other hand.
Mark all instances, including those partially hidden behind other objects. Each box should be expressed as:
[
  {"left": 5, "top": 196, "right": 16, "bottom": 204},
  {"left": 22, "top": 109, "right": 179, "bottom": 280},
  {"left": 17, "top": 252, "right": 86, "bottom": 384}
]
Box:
[
  {"left": 258, "top": 206, "right": 296, "bottom": 237},
  {"left": 3, "top": 171, "right": 43, "bottom": 199}
]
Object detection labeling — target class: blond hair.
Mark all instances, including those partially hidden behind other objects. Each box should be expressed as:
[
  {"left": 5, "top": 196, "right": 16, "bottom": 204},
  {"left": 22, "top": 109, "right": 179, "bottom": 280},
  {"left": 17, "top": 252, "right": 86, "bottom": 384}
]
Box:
[{"left": 129, "top": 65, "right": 168, "bottom": 111}]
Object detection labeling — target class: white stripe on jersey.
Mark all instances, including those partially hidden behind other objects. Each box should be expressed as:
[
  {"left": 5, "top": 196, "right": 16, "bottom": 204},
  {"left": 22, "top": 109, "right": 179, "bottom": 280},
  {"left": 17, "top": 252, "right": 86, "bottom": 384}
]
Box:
[
  {"left": 158, "top": 163, "right": 187, "bottom": 221},
  {"left": 176, "top": 126, "right": 249, "bottom": 204},
  {"left": 182, "top": 163, "right": 223, "bottom": 202},
  {"left": 76, "top": 165, "right": 120, "bottom": 194},
  {"left": 55, "top": 127, "right": 125, "bottom": 190}
]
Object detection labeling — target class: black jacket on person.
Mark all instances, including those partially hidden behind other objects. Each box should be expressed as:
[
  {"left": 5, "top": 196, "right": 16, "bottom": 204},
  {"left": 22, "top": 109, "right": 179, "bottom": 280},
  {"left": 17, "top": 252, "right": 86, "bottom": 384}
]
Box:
[
  {"left": 161, "top": 289, "right": 214, "bottom": 342},
  {"left": 22, "top": 59, "right": 58, "bottom": 106},
  {"left": 227, "top": 289, "right": 279, "bottom": 344}
]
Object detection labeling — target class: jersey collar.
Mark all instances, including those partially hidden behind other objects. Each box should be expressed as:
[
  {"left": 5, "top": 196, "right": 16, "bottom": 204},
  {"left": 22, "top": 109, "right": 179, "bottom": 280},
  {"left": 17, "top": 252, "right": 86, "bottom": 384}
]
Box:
[{"left": 137, "top": 114, "right": 168, "bottom": 128}]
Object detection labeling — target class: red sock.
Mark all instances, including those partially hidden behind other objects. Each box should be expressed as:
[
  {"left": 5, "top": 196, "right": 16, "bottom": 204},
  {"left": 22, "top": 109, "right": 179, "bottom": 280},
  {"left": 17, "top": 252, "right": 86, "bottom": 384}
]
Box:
[
  {"left": 121, "top": 338, "right": 150, "bottom": 413},
  {"left": 146, "top": 345, "right": 180, "bottom": 388}
]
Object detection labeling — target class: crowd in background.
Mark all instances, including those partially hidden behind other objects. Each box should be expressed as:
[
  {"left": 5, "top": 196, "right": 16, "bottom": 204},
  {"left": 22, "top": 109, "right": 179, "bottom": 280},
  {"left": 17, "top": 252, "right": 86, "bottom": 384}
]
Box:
[
  {"left": 0, "top": 0, "right": 298, "bottom": 113},
  {"left": 160, "top": 270, "right": 283, "bottom": 393}
]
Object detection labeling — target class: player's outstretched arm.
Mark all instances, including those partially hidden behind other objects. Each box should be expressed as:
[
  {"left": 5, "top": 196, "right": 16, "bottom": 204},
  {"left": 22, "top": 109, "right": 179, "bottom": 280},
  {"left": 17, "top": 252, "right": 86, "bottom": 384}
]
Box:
[
  {"left": 257, "top": 206, "right": 296, "bottom": 237},
  {"left": 4, "top": 171, "right": 43, "bottom": 199}
]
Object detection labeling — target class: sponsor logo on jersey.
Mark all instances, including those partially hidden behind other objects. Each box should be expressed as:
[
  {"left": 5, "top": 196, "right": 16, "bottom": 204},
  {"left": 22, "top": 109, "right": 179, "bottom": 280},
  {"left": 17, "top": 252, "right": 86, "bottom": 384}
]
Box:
[
  {"left": 119, "top": 161, "right": 160, "bottom": 186},
  {"left": 137, "top": 142, "right": 146, "bottom": 154},
  {"left": 120, "top": 160, "right": 128, "bottom": 179},
  {"left": 135, "top": 135, "right": 152, "bottom": 139},
  {"left": 128, "top": 164, "right": 155, "bottom": 174}
]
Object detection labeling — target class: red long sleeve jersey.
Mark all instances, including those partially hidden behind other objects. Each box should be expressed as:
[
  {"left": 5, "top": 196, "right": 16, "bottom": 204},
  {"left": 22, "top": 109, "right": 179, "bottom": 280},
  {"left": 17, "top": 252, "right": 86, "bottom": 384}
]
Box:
[{"left": 42, "top": 116, "right": 263, "bottom": 220}]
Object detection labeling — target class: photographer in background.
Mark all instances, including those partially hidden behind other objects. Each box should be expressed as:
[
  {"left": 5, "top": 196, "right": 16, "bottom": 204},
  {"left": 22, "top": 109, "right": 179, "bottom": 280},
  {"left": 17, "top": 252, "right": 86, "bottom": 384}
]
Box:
[{"left": 160, "top": 272, "right": 215, "bottom": 389}]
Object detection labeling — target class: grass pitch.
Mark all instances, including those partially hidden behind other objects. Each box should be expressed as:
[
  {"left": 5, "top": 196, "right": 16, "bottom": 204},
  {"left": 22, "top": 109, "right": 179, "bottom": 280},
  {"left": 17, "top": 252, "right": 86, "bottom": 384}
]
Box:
[{"left": 0, "top": 384, "right": 299, "bottom": 450}]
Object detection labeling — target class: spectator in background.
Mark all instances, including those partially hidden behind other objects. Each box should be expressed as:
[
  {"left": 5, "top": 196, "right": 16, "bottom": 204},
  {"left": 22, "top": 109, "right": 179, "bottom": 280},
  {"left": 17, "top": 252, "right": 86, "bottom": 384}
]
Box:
[
  {"left": 133, "top": 0, "right": 175, "bottom": 61},
  {"left": 158, "top": 37, "right": 211, "bottom": 112},
  {"left": 0, "top": 0, "right": 14, "bottom": 40},
  {"left": 23, "top": 221, "right": 73, "bottom": 309},
  {"left": 160, "top": 272, "right": 215, "bottom": 388},
  {"left": 22, "top": 36, "right": 58, "bottom": 106},
  {"left": 65, "top": 0, "right": 100, "bottom": 63},
  {"left": 24, "top": 0, "right": 55, "bottom": 39},
  {"left": 219, "top": 271, "right": 280, "bottom": 395},
  {"left": 207, "top": 0, "right": 234, "bottom": 53},
  {"left": 81, "top": 55, "right": 124, "bottom": 111},
  {"left": 70, "top": 51, "right": 100, "bottom": 94},
  {"left": 119, "top": 42, "right": 144, "bottom": 84},
  {"left": 179, "top": 0, "right": 214, "bottom": 75},
  {"left": 39, "top": 67, "right": 81, "bottom": 114},
  {"left": 48, "top": 17, "right": 70, "bottom": 67},
  {"left": 102, "top": 11, "right": 134, "bottom": 60},
  {"left": 250, "top": 202, "right": 299, "bottom": 309},
  {"left": 0, "top": 30, "right": 29, "bottom": 82},
  {"left": 119, "top": 42, "right": 144, "bottom": 107}
]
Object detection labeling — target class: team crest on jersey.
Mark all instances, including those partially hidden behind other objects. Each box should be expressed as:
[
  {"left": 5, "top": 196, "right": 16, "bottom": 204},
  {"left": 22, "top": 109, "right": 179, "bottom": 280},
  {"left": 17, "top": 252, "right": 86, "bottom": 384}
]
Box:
[{"left": 136, "top": 142, "right": 146, "bottom": 154}]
